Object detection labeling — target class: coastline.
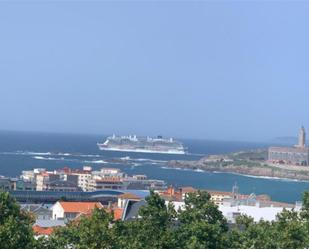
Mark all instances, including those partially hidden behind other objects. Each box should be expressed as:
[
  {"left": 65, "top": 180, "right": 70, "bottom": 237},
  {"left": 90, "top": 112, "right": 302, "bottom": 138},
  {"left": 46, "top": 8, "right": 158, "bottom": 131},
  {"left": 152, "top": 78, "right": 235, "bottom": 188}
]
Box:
[
  {"left": 166, "top": 157, "right": 309, "bottom": 182},
  {"left": 214, "top": 171, "right": 309, "bottom": 183},
  {"left": 161, "top": 164, "right": 309, "bottom": 182}
]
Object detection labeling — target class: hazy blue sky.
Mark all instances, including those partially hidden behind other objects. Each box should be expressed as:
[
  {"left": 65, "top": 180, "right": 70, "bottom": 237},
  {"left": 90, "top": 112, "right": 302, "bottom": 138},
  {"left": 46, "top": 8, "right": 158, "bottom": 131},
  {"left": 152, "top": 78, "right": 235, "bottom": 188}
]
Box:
[{"left": 0, "top": 1, "right": 309, "bottom": 141}]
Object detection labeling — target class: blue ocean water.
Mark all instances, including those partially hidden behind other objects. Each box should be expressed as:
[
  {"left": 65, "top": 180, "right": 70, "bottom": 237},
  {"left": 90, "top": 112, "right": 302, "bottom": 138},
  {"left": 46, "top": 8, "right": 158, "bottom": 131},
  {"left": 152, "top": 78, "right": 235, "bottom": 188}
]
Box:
[{"left": 0, "top": 131, "right": 308, "bottom": 203}]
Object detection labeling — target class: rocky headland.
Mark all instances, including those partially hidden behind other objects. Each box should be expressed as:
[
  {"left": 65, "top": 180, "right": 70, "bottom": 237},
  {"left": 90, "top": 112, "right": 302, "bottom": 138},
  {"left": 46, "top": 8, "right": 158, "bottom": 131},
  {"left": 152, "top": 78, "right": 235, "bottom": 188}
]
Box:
[{"left": 167, "top": 150, "right": 309, "bottom": 181}]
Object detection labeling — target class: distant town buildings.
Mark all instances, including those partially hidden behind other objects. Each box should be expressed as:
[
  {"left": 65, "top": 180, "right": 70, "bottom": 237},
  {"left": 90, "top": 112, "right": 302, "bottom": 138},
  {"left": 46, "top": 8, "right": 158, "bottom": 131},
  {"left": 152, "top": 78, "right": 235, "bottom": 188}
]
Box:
[
  {"left": 0, "top": 175, "right": 36, "bottom": 191},
  {"left": 19, "top": 166, "right": 166, "bottom": 192},
  {"left": 4, "top": 182, "right": 298, "bottom": 237},
  {"left": 1, "top": 165, "right": 166, "bottom": 193},
  {"left": 157, "top": 185, "right": 295, "bottom": 223},
  {"left": 157, "top": 185, "right": 279, "bottom": 207},
  {"left": 1, "top": 156, "right": 305, "bottom": 237},
  {"left": 268, "top": 126, "right": 309, "bottom": 165}
]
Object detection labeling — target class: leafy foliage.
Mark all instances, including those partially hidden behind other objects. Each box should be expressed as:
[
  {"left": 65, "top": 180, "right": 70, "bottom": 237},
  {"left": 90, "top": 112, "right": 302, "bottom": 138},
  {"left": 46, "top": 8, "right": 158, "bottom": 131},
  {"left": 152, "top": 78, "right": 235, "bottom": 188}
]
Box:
[
  {"left": 44, "top": 208, "right": 115, "bottom": 249},
  {"left": 176, "top": 191, "right": 228, "bottom": 249},
  {"left": 3, "top": 190, "right": 309, "bottom": 249},
  {"left": 0, "top": 191, "right": 36, "bottom": 249},
  {"left": 113, "top": 190, "right": 177, "bottom": 249}
]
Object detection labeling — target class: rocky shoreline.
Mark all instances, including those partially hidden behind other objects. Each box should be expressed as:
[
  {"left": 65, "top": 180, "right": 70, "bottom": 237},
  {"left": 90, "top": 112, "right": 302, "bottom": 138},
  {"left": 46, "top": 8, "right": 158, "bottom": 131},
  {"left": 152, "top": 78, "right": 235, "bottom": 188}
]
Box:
[{"left": 166, "top": 158, "right": 309, "bottom": 181}]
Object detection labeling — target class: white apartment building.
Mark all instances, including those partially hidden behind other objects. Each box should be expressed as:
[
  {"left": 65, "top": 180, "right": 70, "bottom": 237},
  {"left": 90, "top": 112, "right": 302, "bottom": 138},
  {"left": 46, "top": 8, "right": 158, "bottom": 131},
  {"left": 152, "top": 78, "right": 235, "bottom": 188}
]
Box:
[{"left": 73, "top": 168, "right": 92, "bottom": 191}]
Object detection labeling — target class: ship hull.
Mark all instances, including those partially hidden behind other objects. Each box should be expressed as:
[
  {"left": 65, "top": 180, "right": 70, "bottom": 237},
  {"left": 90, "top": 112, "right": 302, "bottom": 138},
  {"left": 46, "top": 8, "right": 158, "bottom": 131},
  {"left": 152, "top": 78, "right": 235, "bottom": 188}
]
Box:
[{"left": 97, "top": 144, "right": 185, "bottom": 155}]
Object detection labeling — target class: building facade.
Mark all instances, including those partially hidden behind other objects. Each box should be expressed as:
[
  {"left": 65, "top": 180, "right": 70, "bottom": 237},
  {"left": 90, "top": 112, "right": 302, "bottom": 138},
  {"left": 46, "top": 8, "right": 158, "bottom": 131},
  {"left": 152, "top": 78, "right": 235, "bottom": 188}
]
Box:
[
  {"left": 268, "top": 146, "right": 309, "bottom": 165},
  {"left": 268, "top": 127, "right": 309, "bottom": 165},
  {"left": 51, "top": 201, "right": 103, "bottom": 220},
  {"left": 19, "top": 166, "right": 167, "bottom": 192}
]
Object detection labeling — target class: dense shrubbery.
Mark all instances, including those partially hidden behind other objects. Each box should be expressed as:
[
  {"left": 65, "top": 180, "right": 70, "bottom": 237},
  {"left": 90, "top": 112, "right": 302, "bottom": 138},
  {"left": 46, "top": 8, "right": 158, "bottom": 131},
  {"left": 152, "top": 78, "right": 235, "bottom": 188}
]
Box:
[
  {"left": 0, "top": 192, "right": 37, "bottom": 249},
  {"left": 1, "top": 190, "right": 309, "bottom": 249}
]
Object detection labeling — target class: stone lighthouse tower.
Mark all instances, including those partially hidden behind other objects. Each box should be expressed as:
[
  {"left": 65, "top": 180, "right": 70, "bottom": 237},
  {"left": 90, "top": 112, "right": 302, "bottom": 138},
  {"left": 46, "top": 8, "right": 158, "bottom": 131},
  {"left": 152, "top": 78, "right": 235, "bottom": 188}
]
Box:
[{"left": 298, "top": 126, "right": 306, "bottom": 148}]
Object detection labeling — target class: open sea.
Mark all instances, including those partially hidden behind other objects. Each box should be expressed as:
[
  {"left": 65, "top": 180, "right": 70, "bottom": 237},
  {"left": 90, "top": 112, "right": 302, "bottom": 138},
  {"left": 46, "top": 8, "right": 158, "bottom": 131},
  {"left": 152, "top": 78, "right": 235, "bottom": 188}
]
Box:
[{"left": 0, "top": 131, "right": 308, "bottom": 203}]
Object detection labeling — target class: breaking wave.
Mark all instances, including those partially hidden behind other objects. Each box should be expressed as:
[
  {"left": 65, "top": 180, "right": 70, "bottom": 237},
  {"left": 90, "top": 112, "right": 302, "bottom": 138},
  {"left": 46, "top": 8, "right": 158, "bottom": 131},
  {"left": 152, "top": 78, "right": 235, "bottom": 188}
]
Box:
[
  {"left": 118, "top": 156, "right": 167, "bottom": 164},
  {"left": 78, "top": 154, "right": 101, "bottom": 158},
  {"left": 33, "top": 156, "right": 62, "bottom": 161},
  {"left": 0, "top": 151, "right": 53, "bottom": 156},
  {"left": 84, "top": 160, "right": 108, "bottom": 164},
  {"left": 0, "top": 151, "right": 103, "bottom": 158},
  {"left": 57, "top": 153, "right": 71, "bottom": 156}
]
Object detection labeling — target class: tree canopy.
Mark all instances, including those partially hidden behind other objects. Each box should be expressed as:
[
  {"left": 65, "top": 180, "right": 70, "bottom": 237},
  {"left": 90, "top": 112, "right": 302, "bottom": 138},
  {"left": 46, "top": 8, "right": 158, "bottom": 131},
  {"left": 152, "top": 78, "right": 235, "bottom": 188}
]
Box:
[
  {"left": 2, "top": 190, "right": 309, "bottom": 249},
  {"left": 0, "top": 191, "right": 36, "bottom": 249}
]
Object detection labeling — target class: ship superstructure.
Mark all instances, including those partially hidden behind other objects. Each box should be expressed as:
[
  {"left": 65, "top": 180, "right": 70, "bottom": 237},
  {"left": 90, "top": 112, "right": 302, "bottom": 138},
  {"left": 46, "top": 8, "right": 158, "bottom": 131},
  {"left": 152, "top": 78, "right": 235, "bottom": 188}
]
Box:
[{"left": 97, "top": 135, "right": 185, "bottom": 154}]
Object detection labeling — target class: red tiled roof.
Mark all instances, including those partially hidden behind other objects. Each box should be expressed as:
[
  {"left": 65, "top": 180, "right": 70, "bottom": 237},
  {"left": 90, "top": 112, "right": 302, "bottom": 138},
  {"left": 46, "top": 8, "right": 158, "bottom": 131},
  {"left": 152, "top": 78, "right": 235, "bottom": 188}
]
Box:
[
  {"left": 39, "top": 172, "right": 50, "bottom": 177},
  {"left": 256, "top": 194, "right": 271, "bottom": 201},
  {"left": 57, "top": 167, "right": 91, "bottom": 174},
  {"left": 73, "top": 206, "right": 123, "bottom": 221},
  {"left": 113, "top": 208, "right": 124, "bottom": 220},
  {"left": 33, "top": 225, "right": 54, "bottom": 236},
  {"left": 180, "top": 187, "right": 197, "bottom": 193},
  {"left": 59, "top": 201, "right": 103, "bottom": 213}
]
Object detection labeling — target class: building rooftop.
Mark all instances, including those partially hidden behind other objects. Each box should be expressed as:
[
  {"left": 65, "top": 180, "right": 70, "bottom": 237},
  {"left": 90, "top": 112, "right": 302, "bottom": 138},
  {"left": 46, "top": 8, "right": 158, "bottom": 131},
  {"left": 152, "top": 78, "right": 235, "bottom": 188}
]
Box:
[
  {"left": 123, "top": 190, "right": 150, "bottom": 199},
  {"left": 118, "top": 193, "right": 141, "bottom": 200},
  {"left": 112, "top": 207, "right": 124, "bottom": 220},
  {"left": 33, "top": 225, "right": 54, "bottom": 236},
  {"left": 57, "top": 167, "right": 92, "bottom": 174},
  {"left": 58, "top": 201, "right": 103, "bottom": 213},
  {"left": 122, "top": 200, "right": 146, "bottom": 221},
  {"left": 206, "top": 190, "right": 233, "bottom": 196},
  {"left": 20, "top": 204, "right": 51, "bottom": 213},
  {"left": 95, "top": 177, "right": 123, "bottom": 183},
  {"left": 35, "top": 219, "right": 66, "bottom": 228},
  {"left": 219, "top": 205, "right": 290, "bottom": 222},
  {"left": 180, "top": 186, "right": 197, "bottom": 193}
]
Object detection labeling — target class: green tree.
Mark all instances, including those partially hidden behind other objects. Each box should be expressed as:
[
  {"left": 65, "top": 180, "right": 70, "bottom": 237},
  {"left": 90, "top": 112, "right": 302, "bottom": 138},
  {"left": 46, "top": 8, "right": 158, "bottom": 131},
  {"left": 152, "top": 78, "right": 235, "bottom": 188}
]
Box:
[
  {"left": 276, "top": 209, "right": 308, "bottom": 249},
  {"left": 0, "top": 191, "right": 36, "bottom": 249},
  {"left": 229, "top": 216, "right": 280, "bottom": 249},
  {"left": 45, "top": 208, "right": 115, "bottom": 249},
  {"left": 229, "top": 209, "right": 308, "bottom": 249},
  {"left": 40, "top": 190, "right": 309, "bottom": 249},
  {"left": 300, "top": 191, "right": 309, "bottom": 220},
  {"left": 176, "top": 190, "right": 228, "bottom": 249},
  {"left": 114, "top": 191, "right": 177, "bottom": 249}
]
